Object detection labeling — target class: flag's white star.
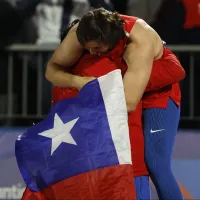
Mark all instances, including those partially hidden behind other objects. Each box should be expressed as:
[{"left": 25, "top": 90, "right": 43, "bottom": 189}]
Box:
[{"left": 38, "top": 113, "right": 79, "bottom": 155}]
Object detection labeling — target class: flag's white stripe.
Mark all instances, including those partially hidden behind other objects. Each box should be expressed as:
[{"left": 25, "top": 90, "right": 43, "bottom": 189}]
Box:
[{"left": 98, "top": 70, "right": 132, "bottom": 165}]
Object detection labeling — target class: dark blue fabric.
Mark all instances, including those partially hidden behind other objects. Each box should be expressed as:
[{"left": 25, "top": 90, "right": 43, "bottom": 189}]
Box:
[
  {"left": 134, "top": 176, "right": 151, "bottom": 200},
  {"left": 143, "top": 98, "right": 183, "bottom": 200}
]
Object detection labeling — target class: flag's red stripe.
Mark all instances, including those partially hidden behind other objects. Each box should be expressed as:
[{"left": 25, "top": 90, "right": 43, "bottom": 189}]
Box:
[{"left": 22, "top": 164, "right": 136, "bottom": 200}]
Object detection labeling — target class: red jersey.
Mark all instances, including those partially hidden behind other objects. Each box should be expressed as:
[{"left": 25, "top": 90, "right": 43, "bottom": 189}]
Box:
[
  {"left": 128, "top": 101, "right": 148, "bottom": 176},
  {"left": 52, "top": 53, "right": 148, "bottom": 177},
  {"left": 52, "top": 54, "right": 118, "bottom": 103},
  {"left": 142, "top": 47, "right": 185, "bottom": 108}
]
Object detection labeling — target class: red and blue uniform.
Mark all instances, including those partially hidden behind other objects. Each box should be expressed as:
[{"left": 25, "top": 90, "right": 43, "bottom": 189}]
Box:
[
  {"left": 111, "top": 15, "right": 185, "bottom": 200},
  {"left": 52, "top": 14, "right": 185, "bottom": 200}
]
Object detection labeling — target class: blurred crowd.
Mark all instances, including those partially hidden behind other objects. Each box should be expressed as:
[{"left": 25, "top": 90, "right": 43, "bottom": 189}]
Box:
[
  {"left": 1, "top": 0, "right": 200, "bottom": 47},
  {"left": 0, "top": 0, "right": 200, "bottom": 126}
]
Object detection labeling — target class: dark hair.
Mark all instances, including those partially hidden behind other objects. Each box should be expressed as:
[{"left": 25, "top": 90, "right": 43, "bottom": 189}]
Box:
[{"left": 76, "top": 8, "right": 125, "bottom": 48}]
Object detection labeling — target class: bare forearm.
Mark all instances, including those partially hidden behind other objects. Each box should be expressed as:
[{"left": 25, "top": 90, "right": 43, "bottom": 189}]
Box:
[
  {"left": 123, "top": 71, "right": 150, "bottom": 112},
  {"left": 45, "top": 61, "right": 80, "bottom": 88},
  {"left": 122, "top": 18, "right": 158, "bottom": 111}
]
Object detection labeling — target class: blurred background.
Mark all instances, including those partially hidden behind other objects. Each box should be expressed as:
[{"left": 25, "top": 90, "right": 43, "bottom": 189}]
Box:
[{"left": 0, "top": 0, "right": 199, "bottom": 199}]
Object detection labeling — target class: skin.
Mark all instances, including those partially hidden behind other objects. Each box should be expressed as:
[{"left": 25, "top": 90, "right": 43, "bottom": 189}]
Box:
[
  {"left": 45, "top": 19, "right": 185, "bottom": 112},
  {"left": 122, "top": 19, "right": 163, "bottom": 111},
  {"left": 45, "top": 23, "right": 108, "bottom": 90}
]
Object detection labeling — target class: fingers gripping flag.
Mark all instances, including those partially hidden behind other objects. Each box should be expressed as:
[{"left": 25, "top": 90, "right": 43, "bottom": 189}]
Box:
[{"left": 15, "top": 70, "right": 136, "bottom": 200}]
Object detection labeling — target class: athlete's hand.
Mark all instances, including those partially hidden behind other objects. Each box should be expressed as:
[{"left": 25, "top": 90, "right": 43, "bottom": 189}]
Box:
[{"left": 74, "top": 76, "right": 96, "bottom": 91}]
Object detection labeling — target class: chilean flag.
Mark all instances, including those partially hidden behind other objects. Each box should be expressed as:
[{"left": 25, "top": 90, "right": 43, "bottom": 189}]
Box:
[{"left": 15, "top": 70, "right": 136, "bottom": 200}]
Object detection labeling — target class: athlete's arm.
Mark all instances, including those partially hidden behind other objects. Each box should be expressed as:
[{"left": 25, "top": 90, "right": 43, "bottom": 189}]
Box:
[
  {"left": 123, "top": 19, "right": 157, "bottom": 112},
  {"left": 45, "top": 24, "right": 93, "bottom": 89}
]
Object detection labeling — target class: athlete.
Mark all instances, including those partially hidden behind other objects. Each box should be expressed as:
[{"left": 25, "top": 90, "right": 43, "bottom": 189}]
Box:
[{"left": 45, "top": 8, "right": 185, "bottom": 200}]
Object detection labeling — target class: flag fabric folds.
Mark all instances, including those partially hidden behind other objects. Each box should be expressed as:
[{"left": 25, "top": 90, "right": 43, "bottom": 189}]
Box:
[{"left": 15, "top": 70, "right": 136, "bottom": 200}]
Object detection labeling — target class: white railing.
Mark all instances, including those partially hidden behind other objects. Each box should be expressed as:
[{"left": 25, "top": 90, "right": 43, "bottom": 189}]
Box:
[{"left": 1, "top": 44, "right": 199, "bottom": 124}]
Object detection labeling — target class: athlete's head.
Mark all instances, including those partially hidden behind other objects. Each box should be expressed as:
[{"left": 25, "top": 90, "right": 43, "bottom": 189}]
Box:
[{"left": 76, "top": 8, "right": 125, "bottom": 55}]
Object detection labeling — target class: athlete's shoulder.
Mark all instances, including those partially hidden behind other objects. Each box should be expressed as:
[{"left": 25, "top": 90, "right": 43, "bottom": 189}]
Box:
[
  {"left": 119, "top": 14, "right": 139, "bottom": 33},
  {"left": 129, "top": 19, "right": 160, "bottom": 45},
  {"left": 123, "top": 18, "right": 162, "bottom": 60},
  {"left": 119, "top": 14, "right": 154, "bottom": 37}
]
